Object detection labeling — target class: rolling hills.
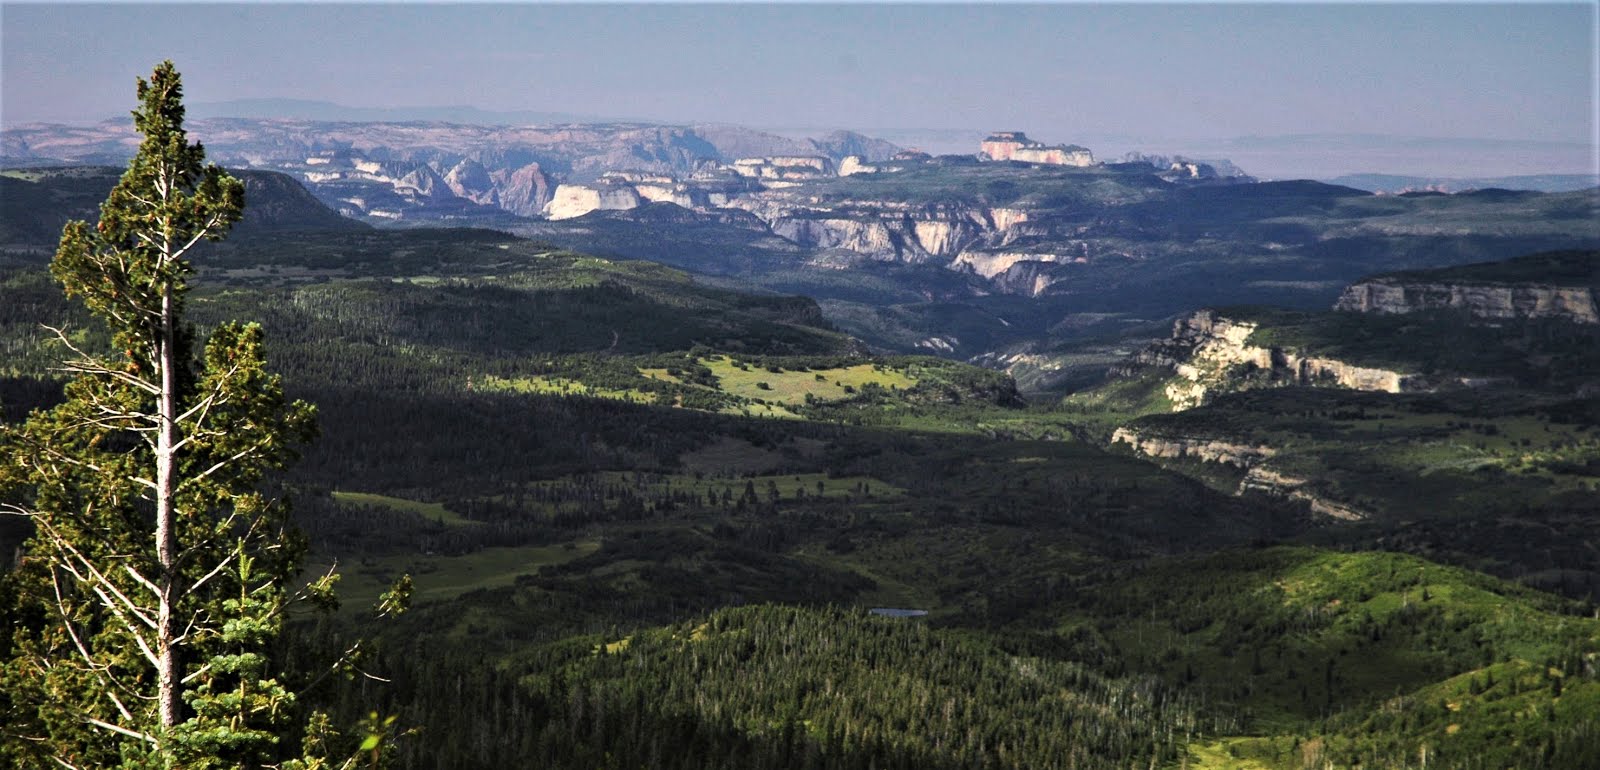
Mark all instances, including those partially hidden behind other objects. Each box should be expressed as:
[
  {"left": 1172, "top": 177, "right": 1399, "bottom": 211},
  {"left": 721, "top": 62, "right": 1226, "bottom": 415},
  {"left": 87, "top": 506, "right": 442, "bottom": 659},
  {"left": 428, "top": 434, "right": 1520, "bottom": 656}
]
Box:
[{"left": 2, "top": 158, "right": 1597, "bottom": 769}]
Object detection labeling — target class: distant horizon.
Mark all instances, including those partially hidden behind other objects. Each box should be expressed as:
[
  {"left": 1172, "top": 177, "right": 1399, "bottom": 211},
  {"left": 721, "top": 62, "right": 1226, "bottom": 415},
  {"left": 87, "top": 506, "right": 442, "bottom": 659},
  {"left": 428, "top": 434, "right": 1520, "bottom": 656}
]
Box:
[
  {"left": 4, "top": 3, "right": 1595, "bottom": 179},
  {"left": 6, "top": 94, "right": 1593, "bottom": 181}
]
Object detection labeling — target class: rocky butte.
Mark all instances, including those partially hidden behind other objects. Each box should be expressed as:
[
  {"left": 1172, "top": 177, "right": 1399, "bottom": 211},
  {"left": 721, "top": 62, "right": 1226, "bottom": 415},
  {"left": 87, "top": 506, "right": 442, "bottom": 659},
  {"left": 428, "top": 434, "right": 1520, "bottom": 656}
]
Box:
[{"left": 979, "top": 131, "right": 1095, "bottom": 166}]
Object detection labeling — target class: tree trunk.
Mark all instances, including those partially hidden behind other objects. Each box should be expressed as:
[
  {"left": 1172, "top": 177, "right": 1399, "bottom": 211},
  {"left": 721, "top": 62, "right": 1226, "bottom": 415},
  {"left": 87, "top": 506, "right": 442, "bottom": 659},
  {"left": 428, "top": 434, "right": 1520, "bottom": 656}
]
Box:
[{"left": 155, "top": 247, "right": 181, "bottom": 730}]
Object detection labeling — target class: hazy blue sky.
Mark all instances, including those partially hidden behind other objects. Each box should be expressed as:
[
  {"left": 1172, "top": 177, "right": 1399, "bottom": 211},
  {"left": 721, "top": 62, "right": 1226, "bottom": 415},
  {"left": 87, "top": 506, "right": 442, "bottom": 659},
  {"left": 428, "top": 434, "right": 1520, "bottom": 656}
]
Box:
[{"left": 2, "top": 3, "right": 1596, "bottom": 173}]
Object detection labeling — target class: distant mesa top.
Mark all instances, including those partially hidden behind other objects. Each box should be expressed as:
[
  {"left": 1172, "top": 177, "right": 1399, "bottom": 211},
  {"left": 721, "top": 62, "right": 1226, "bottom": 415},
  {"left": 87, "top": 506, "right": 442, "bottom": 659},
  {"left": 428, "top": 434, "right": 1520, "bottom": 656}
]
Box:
[{"left": 980, "top": 131, "right": 1095, "bottom": 166}]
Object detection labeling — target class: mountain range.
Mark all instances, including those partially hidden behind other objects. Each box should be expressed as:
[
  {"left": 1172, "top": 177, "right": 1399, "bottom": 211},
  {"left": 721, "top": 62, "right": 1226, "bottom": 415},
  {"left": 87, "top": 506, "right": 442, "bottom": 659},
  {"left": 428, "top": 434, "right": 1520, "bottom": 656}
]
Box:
[{"left": 3, "top": 123, "right": 1598, "bottom": 769}]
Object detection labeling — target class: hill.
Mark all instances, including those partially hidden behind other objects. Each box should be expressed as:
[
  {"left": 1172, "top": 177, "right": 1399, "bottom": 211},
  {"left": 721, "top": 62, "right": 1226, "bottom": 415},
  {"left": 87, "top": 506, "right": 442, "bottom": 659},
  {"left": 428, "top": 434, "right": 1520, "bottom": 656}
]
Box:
[
  {"left": 375, "top": 604, "right": 1210, "bottom": 769},
  {"left": 1043, "top": 547, "right": 1600, "bottom": 770},
  {"left": 0, "top": 165, "right": 366, "bottom": 252},
  {"left": 4, "top": 144, "right": 1597, "bottom": 770},
  {"left": 1065, "top": 251, "right": 1600, "bottom": 599},
  {"left": 1361, "top": 249, "right": 1599, "bottom": 287}
]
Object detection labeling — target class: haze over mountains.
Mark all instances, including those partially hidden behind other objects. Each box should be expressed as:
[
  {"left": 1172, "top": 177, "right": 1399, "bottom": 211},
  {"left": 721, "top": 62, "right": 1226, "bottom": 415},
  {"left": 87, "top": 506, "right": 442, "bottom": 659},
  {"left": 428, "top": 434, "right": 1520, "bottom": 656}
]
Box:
[
  {"left": 7, "top": 96, "right": 1595, "bottom": 184},
  {"left": 5, "top": 111, "right": 1596, "bottom": 372},
  {"left": 4, "top": 1, "right": 1597, "bottom": 765},
  {"left": 4, "top": 96, "right": 1599, "bottom": 770}
]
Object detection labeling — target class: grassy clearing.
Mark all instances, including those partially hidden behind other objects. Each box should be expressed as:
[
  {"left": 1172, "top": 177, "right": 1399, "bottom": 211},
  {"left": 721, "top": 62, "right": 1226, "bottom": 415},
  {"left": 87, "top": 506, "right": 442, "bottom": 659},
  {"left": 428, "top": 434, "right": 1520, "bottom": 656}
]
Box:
[
  {"left": 638, "top": 367, "right": 681, "bottom": 385},
  {"left": 703, "top": 355, "right": 916, "bottom": 406},
  {"left": 475, "top": 374, "right": 656, "bottom": 404},
  {"left": 328, "top": 540, "right": 602, "bottom": 608},
  {"left": 331, "top": 490, "right": 475, "bottom": 526},
  {"left": 717, "top": 401, "right": 801, "bottom": 419},
  {"left": 1185, "top": 739, "right": 1283, "bottom": 770}
]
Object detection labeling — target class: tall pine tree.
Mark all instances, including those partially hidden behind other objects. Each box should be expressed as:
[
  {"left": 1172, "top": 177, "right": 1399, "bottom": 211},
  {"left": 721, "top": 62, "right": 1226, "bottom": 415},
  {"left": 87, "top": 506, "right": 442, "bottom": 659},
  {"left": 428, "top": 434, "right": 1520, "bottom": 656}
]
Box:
[{"left": 0, "top": 61, "right": 402, "bottom": 769}]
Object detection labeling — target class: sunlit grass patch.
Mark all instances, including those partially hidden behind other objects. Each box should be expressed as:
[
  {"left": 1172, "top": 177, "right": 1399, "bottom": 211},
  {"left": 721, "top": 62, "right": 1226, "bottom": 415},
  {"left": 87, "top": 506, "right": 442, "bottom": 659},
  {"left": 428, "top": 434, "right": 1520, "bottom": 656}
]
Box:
[
  {"left": 703, "top": 355, "right": 916, "bottom": 405},
  {"left": 476, "top": 374, "right": 656, "bottom": 404},
  {"left": 325, "top": 540, "right": 602, "bottom": 609},
  {"left": 331, "top": 490, "right": 475, "bottom": 526}
]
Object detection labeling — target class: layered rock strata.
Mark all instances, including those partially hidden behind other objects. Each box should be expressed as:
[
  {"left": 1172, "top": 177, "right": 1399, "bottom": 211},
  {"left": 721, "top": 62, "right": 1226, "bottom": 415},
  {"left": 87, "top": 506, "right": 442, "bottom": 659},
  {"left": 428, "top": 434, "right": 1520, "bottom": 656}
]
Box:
[
  {"left": 1137, "top": 310, "right": 1435, "bottom": 410},
  {"left": 1111, "top": 428, "right": 1367, "bottom": 520},
  {"left": 1336, "top": 280, "right": 1598, "bottom": 324}
]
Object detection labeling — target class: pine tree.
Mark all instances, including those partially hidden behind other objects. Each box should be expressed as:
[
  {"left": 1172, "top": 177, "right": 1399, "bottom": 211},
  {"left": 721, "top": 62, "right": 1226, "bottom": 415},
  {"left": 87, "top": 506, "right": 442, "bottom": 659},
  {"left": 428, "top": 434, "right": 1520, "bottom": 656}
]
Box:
[{"left": 0, "top": 61, "right": 403, "bottom": 769}]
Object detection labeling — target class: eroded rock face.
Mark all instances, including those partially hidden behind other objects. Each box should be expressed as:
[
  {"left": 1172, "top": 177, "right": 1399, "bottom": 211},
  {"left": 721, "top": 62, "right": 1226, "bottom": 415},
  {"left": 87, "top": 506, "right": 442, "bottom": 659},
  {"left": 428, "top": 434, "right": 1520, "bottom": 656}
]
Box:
[
  {"left": 396, "top": 165, "right": 451, "bottom": 200},
  {"left": 1136, "top": 309, "right": 1432, "bottom": 410},
  {"left": 1111, "top": 427, "right": 1276, "bottom": 467},
  {"left": 770, "top": 218, "right": 902, "bottom": 259},
  {"left": 542, "top": 183, "right": 643, "bottom": 220},
  {"left": 987, "top": 208, "right": 1031, "bottom": 231},
  {"left": 1336, "top": 280, "right": 1599, "bottom": 324},
  {"left": 989, "top": 261, "right": 1063, "bottom": 298},
  {"left": 444, "top": 158, "right": 498, "bottom": 206},
  {"left": 1239, "top": 467, "right": 1366, "bottom": 521},
  {"left": 1112, "top": 427, "right": 1368, "bottom": 520},
  {"left": 735, "top": 196, "right": 1031, "bottom": 267},
  {"left": 492, "top": 163, "right": 553, "bottom": 217},
  {"left": 952, "top": 250, "right": 1082, "bottom": 280}
]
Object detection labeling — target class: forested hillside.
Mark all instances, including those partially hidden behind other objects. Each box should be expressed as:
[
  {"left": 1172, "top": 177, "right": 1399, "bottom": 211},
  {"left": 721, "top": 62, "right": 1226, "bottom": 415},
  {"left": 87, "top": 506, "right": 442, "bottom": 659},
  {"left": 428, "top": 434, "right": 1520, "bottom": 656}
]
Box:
[{"left": 3, "top": 161, "right": 1596, "bottom": 770}]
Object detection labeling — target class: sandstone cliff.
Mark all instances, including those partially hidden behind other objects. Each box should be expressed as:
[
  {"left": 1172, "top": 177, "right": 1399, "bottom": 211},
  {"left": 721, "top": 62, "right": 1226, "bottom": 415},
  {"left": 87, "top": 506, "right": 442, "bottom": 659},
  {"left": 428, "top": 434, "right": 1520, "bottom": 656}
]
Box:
[
  {"left": 1111, "top": 427, "right": 1367, "bottom": 520},
  {"left": 542, "top": 183, "right": 644, "bottom": 220},
  {"left": 1135, "top": 309, "right": 1435, "bottom": 410},
  {"left": 988, "top": 261, "right": 1065, "bottom": 298},
  {"left": 491, "top": 163, "right": 554, "bottom": 217},
  {"left": 1110, "top": 427, "right": 1276, "bottom": 467},
  {"left": 769, "top": 217, "right": 904, "bottom": 259},
  {"left": 1238, "top": 467, "right": 1365, "bottom": 521},
  {"left": 728, "top": 196, "right": 1038, "bottom": 268},
  {"left": 444, "top": 158, "right": 498, "bottom": 206},
  {"left": 1335, "top": 279, "right": 1599, "bottom": 324}
]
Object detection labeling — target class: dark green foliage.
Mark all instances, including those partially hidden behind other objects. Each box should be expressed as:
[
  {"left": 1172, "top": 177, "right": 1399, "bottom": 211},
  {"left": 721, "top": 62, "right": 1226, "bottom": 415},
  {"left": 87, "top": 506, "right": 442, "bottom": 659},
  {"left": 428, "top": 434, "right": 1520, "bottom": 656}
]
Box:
[
  {"left": 1226, "top": 305, "right": 1600, "bottom": 385},
  {"left": 0, "top": 61, "right": 373, "bottom": 770},
  {"left": 5, "top": 107, "right": 1596, "bottom": 769},
  {"left": 0, "top": 165, "right": 365, "bottom": 252},
  {"left": 1368, "top": 249, "right": 1599, "bottom": 287},
  {"left": 361, "top": 605, "right": 1211, "bottom": 770}
]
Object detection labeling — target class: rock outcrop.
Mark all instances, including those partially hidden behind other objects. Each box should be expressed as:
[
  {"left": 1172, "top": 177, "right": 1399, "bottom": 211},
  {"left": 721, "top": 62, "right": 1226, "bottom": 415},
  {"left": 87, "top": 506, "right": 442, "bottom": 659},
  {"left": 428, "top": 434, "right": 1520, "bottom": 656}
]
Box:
[
  {"left": 444, "top": 158, "right": 498, "bottom": 206},
  {"left": 1136, "top": 309, "right": 1432, "bottom": 410},
  {"left": 542, "top": 182, "right": 644, "bottom": 220},
  {"left": 989, "top": 261, "right": 1065, "bottom": 298},
  {"left": 1238, "top": 467, "right": 1366, "bottom": 521},
  {"left": 1335, "top": 280, "right": 1599, "bottom": 324},
  {"left": 1112, "top": 427, "right": 1367, "bottom": 520},
  {"left": 980, "top": 131, "right": 1094, "bottom": 166},
  {"left": 1111, "top": 427, "right": 1276, "bottom": 467},
  {"left": 729, "top": 196, "right": 1041, "bottom": 267},
  {"left": 952, "top": 251, "right": 1082, "bottom": 280},
  {"left": 730, "top": 156, "right": 834, "bottom": 181},
  {"left": 3, "top": 118, "right": 902, "bottom": 223},
  {"left": 491, "top": 163, "right": 554, "bottom": 216},
  {"left": 749, "top": 202, "right": 1001, "bottom": 264}
]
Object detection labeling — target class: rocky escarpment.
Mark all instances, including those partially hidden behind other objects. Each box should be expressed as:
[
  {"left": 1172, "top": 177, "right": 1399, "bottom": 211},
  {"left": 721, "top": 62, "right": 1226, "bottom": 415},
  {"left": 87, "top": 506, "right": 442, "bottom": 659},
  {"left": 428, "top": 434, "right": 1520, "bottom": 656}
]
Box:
[
  {"left": 728, "top": 196, "right": 1050, "bottom": 269},
  {"left": 952, "top": 250, "right": 1086, "bottom": 296},
  {"left": 4, "top": 118, "right": 899, "bottom": 223},
  {"left": 1111, "top": 427, "right": 1366, "bottom": 520},
  {"left": 1110, "top": 427, "right": 1276, "bottom": 467},
  {"left": 1135, "top": 309, "right": 1435, "bottom": 410},
  {"left": 542, "top": 182, "right": 644, "bottom": 220},
  {"left": 740, "top": 203, "right": 998, "bottom": 264},
  {"left": 1238, "top": 467, "right": 1365, "bottom": 521},
  {"left": 1336, "top": 279, "right": 1599, "bottom": 324}
]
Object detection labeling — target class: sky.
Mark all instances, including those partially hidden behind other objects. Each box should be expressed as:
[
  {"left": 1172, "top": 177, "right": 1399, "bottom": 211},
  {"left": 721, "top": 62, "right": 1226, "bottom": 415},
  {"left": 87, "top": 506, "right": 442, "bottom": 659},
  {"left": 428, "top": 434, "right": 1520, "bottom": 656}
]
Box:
[{"left": 2, "top": 2, "right": 1597, "bottom": 177}]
